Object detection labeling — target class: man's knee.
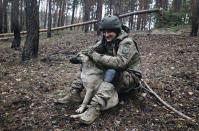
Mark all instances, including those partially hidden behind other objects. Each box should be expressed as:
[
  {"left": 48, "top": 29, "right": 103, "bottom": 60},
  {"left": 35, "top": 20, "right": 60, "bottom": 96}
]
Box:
[{"left": 103, "top": 69, "right": 117, "bottom": 83}]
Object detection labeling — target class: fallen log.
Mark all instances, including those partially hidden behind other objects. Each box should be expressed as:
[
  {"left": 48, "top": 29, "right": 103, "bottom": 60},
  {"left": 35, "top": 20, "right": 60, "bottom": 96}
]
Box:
[
  {"left": 140, "top": 79, "right": 196, "bottom": 123},
  {"left": 0, "top": 8, "right": 162, "bottom": 37}
]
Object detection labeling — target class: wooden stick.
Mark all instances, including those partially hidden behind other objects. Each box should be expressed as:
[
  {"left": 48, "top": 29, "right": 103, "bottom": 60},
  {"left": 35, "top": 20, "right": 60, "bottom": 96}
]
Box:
[{"left": 140, "top": 79, "right": 196, "bottom": 123}]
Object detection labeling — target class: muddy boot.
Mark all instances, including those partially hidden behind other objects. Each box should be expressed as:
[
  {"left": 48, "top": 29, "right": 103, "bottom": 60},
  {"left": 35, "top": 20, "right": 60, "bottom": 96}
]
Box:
[
  {"left": 78, "top": 104, "right": 101, "bottom": 124},
  {"left": 56, "top": 89, "right": 82, "bottom": 104}
]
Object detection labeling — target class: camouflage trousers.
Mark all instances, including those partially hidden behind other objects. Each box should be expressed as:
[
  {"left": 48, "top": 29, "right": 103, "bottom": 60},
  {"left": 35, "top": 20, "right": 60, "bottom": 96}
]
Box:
[{"left": 71, "top": 70, "right": 140, "bottom": 110}]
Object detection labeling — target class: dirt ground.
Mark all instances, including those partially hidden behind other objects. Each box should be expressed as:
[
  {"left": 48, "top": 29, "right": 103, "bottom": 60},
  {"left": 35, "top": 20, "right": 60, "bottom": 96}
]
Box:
[{"left": 0, "top": 29, "right": 199, "bottom": 130}]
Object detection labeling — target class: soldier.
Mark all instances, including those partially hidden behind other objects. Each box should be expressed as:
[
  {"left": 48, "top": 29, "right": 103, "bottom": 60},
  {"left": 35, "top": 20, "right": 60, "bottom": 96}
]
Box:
[{"left": 57, "top": 15, "right": 142, "bottom": 124}]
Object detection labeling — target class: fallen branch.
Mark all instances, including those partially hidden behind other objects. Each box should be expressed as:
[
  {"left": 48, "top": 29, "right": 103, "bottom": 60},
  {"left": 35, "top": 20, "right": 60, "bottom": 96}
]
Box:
[
  {"left": 0, "top": 8, "right": 162, "bottom": 37},
  {"left": 140, "top": 79, "right": 196, "bottom": 123}
]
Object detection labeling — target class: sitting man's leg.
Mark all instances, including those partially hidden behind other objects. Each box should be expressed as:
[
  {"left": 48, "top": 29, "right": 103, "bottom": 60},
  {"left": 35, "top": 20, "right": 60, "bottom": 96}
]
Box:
[
  {"left": 77, "top": 69, "right": 119, "bottom": 124},
  {"left": 56, "top": 71, "right": 83, "bottom": 104},
  {"left": 116, "top": 70, "right": 140, "bottom": 94}
]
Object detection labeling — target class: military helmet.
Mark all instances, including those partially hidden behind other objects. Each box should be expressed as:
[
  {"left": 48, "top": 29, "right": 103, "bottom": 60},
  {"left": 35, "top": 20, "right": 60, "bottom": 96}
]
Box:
[{"left": 99, "top": 15, "right": 122, "bottom": 31}]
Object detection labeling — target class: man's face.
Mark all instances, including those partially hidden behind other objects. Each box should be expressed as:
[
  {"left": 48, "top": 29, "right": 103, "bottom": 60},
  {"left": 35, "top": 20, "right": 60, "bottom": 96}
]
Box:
[{"left": 103, "top": 30, "right": 117, "bottom": 42}]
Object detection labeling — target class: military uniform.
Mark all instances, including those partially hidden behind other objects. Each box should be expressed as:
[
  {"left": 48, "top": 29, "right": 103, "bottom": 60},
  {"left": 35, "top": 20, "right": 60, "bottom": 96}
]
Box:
[
  {"left": 87, "top": 29, "right": 141, "bottom": 108},
  {"left": 57, "top": 15, "right": 141, "bottom": 124}
]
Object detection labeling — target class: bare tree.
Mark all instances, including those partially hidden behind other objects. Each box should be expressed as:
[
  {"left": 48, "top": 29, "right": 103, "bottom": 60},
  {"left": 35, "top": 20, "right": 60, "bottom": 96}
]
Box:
[
  {"left": 95, "top": 0, "right": 103, "bottom": 35},
  {"left": 3, "top": 0, "right": 8, "bottom": 33},
  {"left": 53, "top": 1, "right": 59, "bottom": 27},
  {"left": 128, "top": 0, "right": 136, "bottom": 30},
  {"left": 109, "top": 0, "right": 113, "bottom": 15},
  {"left": 136, "top": 0, "right": 143, "bottom": 30},
  {"left": 190, "top": 0, "right": 199, "bottom": 36},
  {"left": 47, "top": 0, "right": 52, "bottom": 37},
  {"left": 172, "top": 0, "right": 182, "bottom": 12},
  {"left": 141, "top": 0, "right": 149, "bottom": 30},
  {"left": 71, "top": 0, "right": 77, "bottom": 30},
  {"left": 44, "top": 0, "right": 49, "bottom": 28},
  {"left": 84, "top": 0, "right": 90, "bottom": 33},
  {"left": 114, "top": 0, "right": 120, "bottom": 16},
  {"left": 61, "top": 0, "right": 66, "bottom": 26},
  {"left": 57, "top": 0, "right": 63, "bottom": 27},
  {"left": 0, "top": 0, "right": 3, "bottom": 33},
  {"left": 22, "top": 0, "right": 39, "bottom": 61},
  {"left": 156, "top": 0, "right": 168, "bottom": 10},
  {"left": 11, "top": 0, "right": 21, "bottom": 48},
  {"left": 19, "top": 0, "right": 24, "bottom": 31}
]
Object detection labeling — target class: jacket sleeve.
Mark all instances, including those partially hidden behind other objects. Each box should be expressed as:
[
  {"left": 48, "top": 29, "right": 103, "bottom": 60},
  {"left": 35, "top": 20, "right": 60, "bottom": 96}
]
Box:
[{"left": 89, "top": 38, "right": 139, "bottom": 70}]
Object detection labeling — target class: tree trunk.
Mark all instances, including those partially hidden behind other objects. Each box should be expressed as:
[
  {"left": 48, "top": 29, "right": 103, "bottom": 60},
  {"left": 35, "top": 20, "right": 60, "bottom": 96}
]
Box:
[
  {"left": 156, "top": 0, "right": 168, "bottom": 10},
  {"left": 11, "top": 0, "right": 21, "bottom": 48},
  {"left": 47, "top": 0, "right": 52, "bottom": 37},
  {"left": 0, "top": 0, "right": 3, "bottom": 33},
  {"left": 61, "top": 0, "right": 66, "bottom": 26},
  {"left": 71, "top": 0, "right": 77, "bottom": 30},
  {"left": 141, "top": 0, "right": 148, "bottom": 30},
  {"left": 3, "top": 0, "right": 8, "bottom": 33},
  {"left": 22, "top": 0, "right": 39, "bottom": 61},
  {"left": 114, "top": 0, "right": 120, "bottom": 16},
  {"left": 44, "top": 0, "right": 49, "bottom": 29},
  {"left": 136, "top": 0, "right": 143, "bottom": 30},
  {"left": 57, "top": 0, "right": 62, "bottom": 27},
  {"left": 53, "top": 1, "right": 59, "bottom": 27},
  {"left": 84, "top": 0, "right": 90, "bottom": 33},
  {"left": 96, "top": 0, "right": 103, "bottom": 35},
  {"left": 19, "top": 0, "right": 24, "bottom": 31},
  {"left": 129, "top": 0, "right": 135, "bottom": 30},
  {"left": 11, "top": 0, "right": 14, "bottom": 32},
  {"left": 109, "top": 0, "right": 113, "bottom": 15},
  {"left": 172, "top": 0, "right": 182, "bottom": 12},
  {"left": 190, "top": 0, "right": 199, "bottom": 36}
]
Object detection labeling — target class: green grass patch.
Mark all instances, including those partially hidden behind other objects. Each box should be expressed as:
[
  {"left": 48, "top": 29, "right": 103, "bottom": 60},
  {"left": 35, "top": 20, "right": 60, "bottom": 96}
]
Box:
[
  {"left": 160, "top": 24, "right": 191, "bottom": 32},
  {"left": 65, "top": 40, "right": 71, "bottom": 45}
]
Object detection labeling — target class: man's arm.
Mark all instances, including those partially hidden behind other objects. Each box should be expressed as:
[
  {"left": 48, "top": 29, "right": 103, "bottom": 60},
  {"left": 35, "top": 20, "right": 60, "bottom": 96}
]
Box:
[
  {"left": 81, "top": 40, "right": 104, "bottom": 55},
  {"left": 89, "top": 39, "right": 139, "bottom": 70}
]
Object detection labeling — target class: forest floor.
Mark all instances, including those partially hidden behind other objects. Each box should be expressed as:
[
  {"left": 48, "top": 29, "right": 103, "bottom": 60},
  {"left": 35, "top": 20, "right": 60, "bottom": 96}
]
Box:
[{"left": 0, "top": 29, "right": 199, "bottom": 130}]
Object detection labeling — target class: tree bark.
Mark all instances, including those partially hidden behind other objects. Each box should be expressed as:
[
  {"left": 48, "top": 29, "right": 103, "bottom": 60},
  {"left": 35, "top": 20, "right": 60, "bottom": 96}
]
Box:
[
  {"left": 190, "top": 0, "right": 199, "bottom": 36},
  {"left": 22, "top": 0, "right": 39, "bottom": 61},
  {"left": 19, "top": 0, "right": 24, "bottom": 31},
  {"left": 109, "top": 0, "right": 113, "bottom": 15},
  {"left": 0, "top": 0, "right": 3, "bottom": 33},
  {"left": 44, "top": 0, "right": 49, "bottom": 29},
  {"left": 84, "top": 0, "right": 90, "bottom": 33},
  {"left": 57, "top": 0, "right": 63, "bottom": 27},
  {"left": 61, "top": 0, "right": 66, "bottom": 26},
  {"left": 71, "top": 0, "right": 77, "bottom": 30},
  {"left": 47, "top": 0, "right": 52, "bottom": 37},
  {"left": 53, "top": 1, "right": 59, "bottom": 27},
  {"left": 129, "top": 0, "right": 135, "bottom": 30},
  {"left": 3, "top": 0, "right": 8, "bottom": 33},
  {"left": 172, "top": 0, "right": 182, "bottom": 12},
  {"left": 11, "top": 0, "right": 14, "bottom": 32},
  {"left": 114, "top": 0, "right": 120, "bottom": 16},
  {"left": 11, "top": 0, "right": 21, "bottom": 48},
  {"left": 136, "top": 0, "right": 143, "bottom": 30},
  {"left": 156, "top": 0, "right": 168, "bottom": 10},
  {"left": 95, "top": 0, "right": 103, "bottom": 35},
  {"left": 141, "top": 0, "right": 148, "bottom": 30}
]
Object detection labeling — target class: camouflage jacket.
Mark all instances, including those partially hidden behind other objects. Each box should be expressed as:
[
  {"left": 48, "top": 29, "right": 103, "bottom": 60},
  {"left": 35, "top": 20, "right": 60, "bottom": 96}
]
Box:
[{"left": 88, "top": 30, "right": 141, "bottom": 73}]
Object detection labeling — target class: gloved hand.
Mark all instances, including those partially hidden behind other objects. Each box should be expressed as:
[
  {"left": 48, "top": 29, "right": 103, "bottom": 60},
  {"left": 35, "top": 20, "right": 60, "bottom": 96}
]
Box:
[{"left": 69, "top": 57, "right": 81, "bottom": 64}]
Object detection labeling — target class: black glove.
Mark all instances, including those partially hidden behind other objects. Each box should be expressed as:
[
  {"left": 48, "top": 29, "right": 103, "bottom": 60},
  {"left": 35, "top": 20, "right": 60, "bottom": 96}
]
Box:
[{"left": 69, "top": 57, "right": 81, "bottom": 64}]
